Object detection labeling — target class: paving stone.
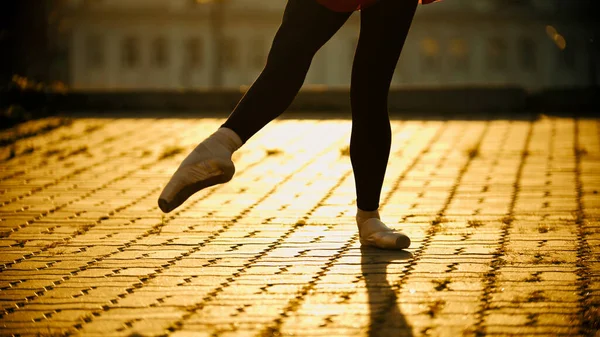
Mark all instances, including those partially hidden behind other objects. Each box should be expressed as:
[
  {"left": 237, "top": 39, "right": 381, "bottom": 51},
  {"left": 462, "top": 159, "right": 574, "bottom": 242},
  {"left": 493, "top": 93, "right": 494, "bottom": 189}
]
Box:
[{"left": 0, "top": 117, "right": 598, "bottom": 336}]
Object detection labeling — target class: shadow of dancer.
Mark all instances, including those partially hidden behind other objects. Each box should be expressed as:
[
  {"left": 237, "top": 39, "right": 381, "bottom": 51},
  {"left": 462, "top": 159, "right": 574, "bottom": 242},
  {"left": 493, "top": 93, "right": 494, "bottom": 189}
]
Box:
[{"left": 360, "top": 247, "right": 414, "bottom": 337}]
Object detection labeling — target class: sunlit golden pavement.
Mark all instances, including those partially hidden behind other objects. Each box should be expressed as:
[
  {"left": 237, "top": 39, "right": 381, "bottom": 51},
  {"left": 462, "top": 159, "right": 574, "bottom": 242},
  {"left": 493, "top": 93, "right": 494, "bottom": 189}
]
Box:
[{"left": 0, "top": 115, "right": 599, "bottom": 337}]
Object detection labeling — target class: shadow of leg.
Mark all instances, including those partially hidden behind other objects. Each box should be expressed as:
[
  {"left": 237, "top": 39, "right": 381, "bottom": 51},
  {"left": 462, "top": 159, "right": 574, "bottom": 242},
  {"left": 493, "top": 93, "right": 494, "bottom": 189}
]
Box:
[{"left": 361, "top": 247, "right": 414, "bottom": 337}]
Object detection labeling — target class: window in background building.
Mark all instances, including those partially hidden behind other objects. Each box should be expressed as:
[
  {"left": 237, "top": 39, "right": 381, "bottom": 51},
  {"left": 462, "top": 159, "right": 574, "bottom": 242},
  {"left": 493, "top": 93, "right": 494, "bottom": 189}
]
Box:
[
  {"left": 518, "top": 37, "right": 537, "bottom": 71},
  {"left": 152, "top": 37, "right": 169, "bottom": 68},
  {"left": 393, "top": 54, "right": 407, "bottom": 84},
  {"left": 349, "top": 38, "right": 358, "bottom": 64},
  {"left": 122, "top": 36, "right": 140, "bottom": 68},
  {"left": 448, "top": 38, "right": 469, "bottom": 72},
  {"left": 221, "top": 37, "right": 239, "bottom": 68},
  {"left": 487, "top": 37, "right": 507, "bottom": 71},
  {"left": 420, "top": 37, "right": 440, "bottom": 72},
  {"left": 250, "top": 37, "right": 266, "bottom": 69},
  {"left": 85, "top": 34, "right": 104, "bottom": 69},
  {"left": 185, "top": 37, "right": 203, "bottom": 69}
]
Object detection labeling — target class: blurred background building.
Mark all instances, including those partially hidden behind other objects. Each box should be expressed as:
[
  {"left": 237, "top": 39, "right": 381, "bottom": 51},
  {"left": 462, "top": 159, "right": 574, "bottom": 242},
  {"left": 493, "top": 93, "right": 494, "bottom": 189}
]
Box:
[{"left": 2, "top": 0, "right": 599, "bottom": 91}]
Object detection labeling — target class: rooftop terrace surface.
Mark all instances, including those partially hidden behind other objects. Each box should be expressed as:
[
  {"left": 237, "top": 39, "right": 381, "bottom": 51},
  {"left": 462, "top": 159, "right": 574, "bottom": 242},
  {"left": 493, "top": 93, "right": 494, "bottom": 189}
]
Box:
[{"left": 0, "top": 115, "right": 599, "bottom": 337}]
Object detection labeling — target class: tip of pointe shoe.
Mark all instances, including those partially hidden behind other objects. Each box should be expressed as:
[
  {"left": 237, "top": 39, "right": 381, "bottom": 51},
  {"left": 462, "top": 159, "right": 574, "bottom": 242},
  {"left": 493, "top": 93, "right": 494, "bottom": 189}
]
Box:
[
  {"left": 395, "top": 235, "right": 411, "bottom": 249},
  {"left": 158, "top": 199, "right": 172, "bottom": 213}
]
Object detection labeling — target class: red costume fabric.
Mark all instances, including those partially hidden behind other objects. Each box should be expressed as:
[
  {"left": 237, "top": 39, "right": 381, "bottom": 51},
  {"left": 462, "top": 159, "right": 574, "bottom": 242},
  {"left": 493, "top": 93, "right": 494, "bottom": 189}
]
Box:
[{"left": 317, "top": 0, "right": 441, "bottom": 12}]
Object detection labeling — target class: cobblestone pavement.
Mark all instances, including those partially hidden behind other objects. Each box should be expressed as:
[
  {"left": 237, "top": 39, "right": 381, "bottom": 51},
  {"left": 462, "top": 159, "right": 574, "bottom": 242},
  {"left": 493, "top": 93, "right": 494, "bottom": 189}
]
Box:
[{"left": 0, "top": 115, "right": 599, "bottom": 337}]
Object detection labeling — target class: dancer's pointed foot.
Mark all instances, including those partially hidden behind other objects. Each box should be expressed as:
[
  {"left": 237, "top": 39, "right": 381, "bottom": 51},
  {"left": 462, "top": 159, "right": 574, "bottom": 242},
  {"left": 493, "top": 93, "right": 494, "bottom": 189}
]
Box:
[
  {"left": 158, "top": 127, "right": 242, "bottom": 213},
  {"left": 158, "top": 158, "right": 234, "bottom": 213}
]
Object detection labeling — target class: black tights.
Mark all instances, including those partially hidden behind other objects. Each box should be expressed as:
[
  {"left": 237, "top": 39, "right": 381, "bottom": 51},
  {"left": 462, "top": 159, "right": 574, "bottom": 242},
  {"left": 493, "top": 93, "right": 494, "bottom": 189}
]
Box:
[{"left": 222, "top": 0, "right": 418, "bottom": 211}]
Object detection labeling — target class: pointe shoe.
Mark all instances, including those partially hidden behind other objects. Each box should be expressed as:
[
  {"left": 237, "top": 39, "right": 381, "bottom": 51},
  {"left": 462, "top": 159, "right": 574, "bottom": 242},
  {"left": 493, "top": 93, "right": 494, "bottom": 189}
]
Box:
[
  {"left": 158, "top": 157, "right": 235, "bottom": 213},
  {"left": 358, "top": 218, "right": 411, "bottom": 250}
]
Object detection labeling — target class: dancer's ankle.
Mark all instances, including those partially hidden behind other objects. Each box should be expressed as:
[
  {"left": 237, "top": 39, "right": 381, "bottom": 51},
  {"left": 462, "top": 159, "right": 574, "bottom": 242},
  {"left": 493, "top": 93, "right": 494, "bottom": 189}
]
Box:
[
  {"left": 356, "top": 207, "right": 380, "bottom": 226},
  {"left": 209, "top": 127, "right": 243, "bottom": 154}
]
